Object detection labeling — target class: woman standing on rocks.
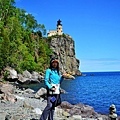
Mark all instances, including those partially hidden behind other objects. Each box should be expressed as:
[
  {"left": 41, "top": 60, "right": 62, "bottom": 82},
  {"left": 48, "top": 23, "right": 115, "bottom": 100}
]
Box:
[{"left": 39, "top": 57, "right": 66, "bottom": 120}]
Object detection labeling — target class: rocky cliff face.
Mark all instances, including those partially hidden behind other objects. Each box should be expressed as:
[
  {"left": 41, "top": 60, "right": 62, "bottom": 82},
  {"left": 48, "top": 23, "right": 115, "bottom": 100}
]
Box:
[{"left": 49, "top": 35, "right": 81, "bottom": 75}]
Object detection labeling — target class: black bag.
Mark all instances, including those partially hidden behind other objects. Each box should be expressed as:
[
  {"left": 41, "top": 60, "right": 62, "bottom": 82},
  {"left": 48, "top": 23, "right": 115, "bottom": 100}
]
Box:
[
  {"left": 55, "top": 94, "right": 61, "bottom": 107},
  {"left": 50, "top": 96, "right": 56, "bottom": 102}
]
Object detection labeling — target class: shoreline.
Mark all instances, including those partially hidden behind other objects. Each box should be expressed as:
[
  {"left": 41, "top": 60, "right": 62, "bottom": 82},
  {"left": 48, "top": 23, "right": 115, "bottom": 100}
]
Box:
[{"left": 0, "top": 82, "right": 112, "bottom": 120}]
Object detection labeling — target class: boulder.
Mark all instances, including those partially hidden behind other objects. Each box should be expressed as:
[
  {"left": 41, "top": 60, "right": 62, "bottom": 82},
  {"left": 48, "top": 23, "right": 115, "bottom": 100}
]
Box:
[
  {"left": 31, "top": 71, "right": 44, "bottom": 81},
  {"left": 72, "top": 115, "right": 82, "bottom": 120},
  {"left": 22, "top": 70, "right": 32, "bottom": 78},
  {"left": 35, "top": 87, "right": 47, "bottom": 98},
  {"left": 3, "top": 67, "right": 18, "bottom": 81},
  {"left": 0, "top": 84, "right": 14, "bottom": 94},
  {"left": 17, "top": 74, "right": 31, "bottom": 84},
  {"left": 0, "top": 112, "right": 6, "bottom": 120},
  {"left": 7, "top": 68, "right": 18, "bottom": 79},
  {"left": 32, "top": 108, "right": 42, "bottom": 115},
  {"left": 60, "top": 101, "right": 74, "bottom": 109},
  {"left": 18, "top": 71, "right": 41, "bottom": 84},
  {"left": 23, "top": 101, "right": 34, "bottom": 109},
  {"left": 31, "top": 71, "right": 39, "bottom": 79},
  {"left": 49, "top": 36, "right": 81, "bottom": 76},
  {"left": 1, "top": 92, "right": 17, "bottom": 103},
  {"left": 64, "top": 74, "right": 75, "bottom": 79},
  {"left": 24, "top": 88, "right": 35, "bottom": 94},
  {"left": 62, "top": 110, "right": 70, "bottom": 117}
]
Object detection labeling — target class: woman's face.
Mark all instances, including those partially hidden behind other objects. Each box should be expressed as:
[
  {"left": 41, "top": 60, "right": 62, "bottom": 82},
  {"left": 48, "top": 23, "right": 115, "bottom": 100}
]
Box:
[{"left": 51, "top": 61, "right": 58, "bottom": 68}]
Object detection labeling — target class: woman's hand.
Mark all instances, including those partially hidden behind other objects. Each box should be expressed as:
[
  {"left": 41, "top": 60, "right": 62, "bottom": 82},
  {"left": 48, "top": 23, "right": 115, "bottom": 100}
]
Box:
[
  {"left": 62, "top": 73, "right": 67, "bottom": 78},
  {"left": 51, "top": 86, "right": 56, "bottom": 91},
  {"left": 62, "top": 73, "right": 68, "bottom": 78}
]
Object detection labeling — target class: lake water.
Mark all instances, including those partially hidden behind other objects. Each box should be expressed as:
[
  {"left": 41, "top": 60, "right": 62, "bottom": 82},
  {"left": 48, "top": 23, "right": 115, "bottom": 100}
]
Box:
[{"left": 29, "top": 71, "right": 120, "bottom": 115}]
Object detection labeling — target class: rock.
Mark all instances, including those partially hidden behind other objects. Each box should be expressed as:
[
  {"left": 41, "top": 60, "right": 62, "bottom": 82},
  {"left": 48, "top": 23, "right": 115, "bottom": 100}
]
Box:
[
  {"left": 62, "top": 110, "right": 70, "bottom": 117},
  {"left": 32, "top": 108, "right": 42, "bottom": 115},
  {"left": 1, "top": 99, "right": 7, "bottom": 104},
  {"left": 38, "top": 75, "right": 44, "bottom": 81},
  {"left": 109, "top": 113, "right": 117, "bottom": 119},
  {"left": 0, "top": 83, "right": 14, "bottom": 94},
  {"left": 64, "top": 74, "right": 75, "bottom": 79},
  {"left": 23, "top": 101, "right": 34, "bottom": 109},
  {"left": 4, "top": 67, "right": 18, "bottom": 81},
  {"left": 72, "top": 115, "right": 82, "bottom": 120},
  {"left": 49, "top": 36, "right": 81, "bottom": 76},
  {"left": 76, "top": 69, "right": 82, "bottom": 76},
  {"left": 15, "top": 95, "right": 25, "bottom": 100},
  {"left": 31, "top": 71, "right": 44, "bottom": 81},
  {"left": 5, "top": 114, "right": 12, "bottom": 120},
  {"left": 31, "top": 71, "right": 39, "bottom": 79},
  {"left": 7, "top": 68, "right": 18, "bottom": 79},
  {"left": 2, "top": 68, "right": 44, "bottom": 84},
  {"left": 0, "top": 82, "right": 112, "bottom": 120},
  {"left": 55, "top": 107, "right": 63, "bottom": 117},
  {"left": 69, "top": 107, "right": 81, "bottom": 115},
  {"left": 23, "top": 70, "right": 32, "bottom": 78},
  {"left": 97, "top": 117, "right": 103, "bottom": 120},
  {"left": 81, "top": 105, "right": 97, "bottom": 118},
  {"left": 1, "top": 92, "right": 17, "bottom": 103},
  {"left": 35, "top": 87, "right": 47, "bottom": 98},
  {"left": 24, "top": 88, "right": 35, "bottom": 94},
  {"left": 60, "top": 101, "right": 74, "bottom": 109},
  {"left": 11, "top": 115, "right": 22, "bottom": 120},
  {"left": 0, "top": 112, "right": 6, "bottom": 120},
  {"left": 17, "top": 74, "right": 31, "bottom": 84},
  {"left": 18, "top": 73, "right": 40, "bottom": 84}
]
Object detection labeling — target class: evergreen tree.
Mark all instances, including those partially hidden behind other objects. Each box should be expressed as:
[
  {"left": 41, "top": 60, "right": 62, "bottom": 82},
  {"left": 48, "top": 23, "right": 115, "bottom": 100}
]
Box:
[{"left": 0, "top": 0, "right": 52, "bottom": 73}]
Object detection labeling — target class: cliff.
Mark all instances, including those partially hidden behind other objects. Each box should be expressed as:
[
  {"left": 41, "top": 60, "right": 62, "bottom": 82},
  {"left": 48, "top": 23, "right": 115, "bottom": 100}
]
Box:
[{"left": 49, "top": 35, "right": 81, "bottom": 76}]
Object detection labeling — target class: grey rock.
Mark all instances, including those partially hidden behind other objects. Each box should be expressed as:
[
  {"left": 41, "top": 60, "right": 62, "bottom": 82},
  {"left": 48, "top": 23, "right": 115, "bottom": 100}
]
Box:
[
  {"left": 49, "top": 36, "right": 81, "bottom": 76},
  {"left": 23, "top": 70, "right": 32, "bottom": 78},
  {"left": 4, "top": 67, "right": 18, "bottom": 80},
  {"left": 0, "top": 83, "right": 14, "bottom": 94},
  {"left": 23, "top": 101, "right": 34, "bottom": 109},
  {"left": 0, "top": 83, "right": 112, "bottom": 120},
  {"left": 0, "top": 112, "right": 6, "bottom": 120},
  {"left": 24, "top": 88, "right": 35, "bottom": 94},
  {"left": 35, "top": 87, "right": 47, "bottom": 98}
]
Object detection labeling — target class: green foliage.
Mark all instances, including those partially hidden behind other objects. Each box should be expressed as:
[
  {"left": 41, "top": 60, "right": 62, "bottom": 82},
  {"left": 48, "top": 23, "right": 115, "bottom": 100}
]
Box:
[
  {"left": 3, "top": 70, "right": 9, "bottom": 79},
  {"left": 62, "top": 33, "right": 67, "bottom": 38},
  {"left": 0, "top": 0, "right": 52, "bottom": 73}
]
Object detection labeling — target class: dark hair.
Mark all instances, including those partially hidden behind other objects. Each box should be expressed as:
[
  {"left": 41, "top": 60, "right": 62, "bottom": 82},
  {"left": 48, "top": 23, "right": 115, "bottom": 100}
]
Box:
[{"left": 49, "top": 57, "right": 59, "bottom": 75}]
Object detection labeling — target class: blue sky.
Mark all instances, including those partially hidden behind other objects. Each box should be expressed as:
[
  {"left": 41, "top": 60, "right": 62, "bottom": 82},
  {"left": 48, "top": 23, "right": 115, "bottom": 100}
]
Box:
[{"left": 15, "top": 0, "right": 120, "bottom": 72}]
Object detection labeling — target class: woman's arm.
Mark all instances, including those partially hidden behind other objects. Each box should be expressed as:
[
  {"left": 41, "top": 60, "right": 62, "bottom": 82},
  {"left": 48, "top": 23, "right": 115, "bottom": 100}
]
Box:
[
  {"left": 44, "top": 69, "right": 52, "bottom": 89},
  {"left": 60, "top": 73, "right": 67, "bottom": 83}
]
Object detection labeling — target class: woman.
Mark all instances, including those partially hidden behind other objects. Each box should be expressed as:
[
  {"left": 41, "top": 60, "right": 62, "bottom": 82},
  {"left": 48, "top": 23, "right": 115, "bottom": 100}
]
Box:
[{"left": 40, "top": 57, "right": 66, "bottom": 120}]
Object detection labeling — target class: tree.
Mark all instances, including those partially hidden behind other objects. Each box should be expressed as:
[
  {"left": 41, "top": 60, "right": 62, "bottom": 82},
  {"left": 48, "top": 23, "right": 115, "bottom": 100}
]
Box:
[{"left": 0, "top": 0, "right": 52, "bottom": 73}]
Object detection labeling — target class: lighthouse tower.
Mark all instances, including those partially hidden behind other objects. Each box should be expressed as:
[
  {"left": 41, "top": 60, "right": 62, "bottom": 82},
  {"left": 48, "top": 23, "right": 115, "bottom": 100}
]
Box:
[
  {"left": 57, "top": 19, "right": 63, "bottom": 35},
  {"left": 47, "top": 19, "right": 63, "bottom": 37}
]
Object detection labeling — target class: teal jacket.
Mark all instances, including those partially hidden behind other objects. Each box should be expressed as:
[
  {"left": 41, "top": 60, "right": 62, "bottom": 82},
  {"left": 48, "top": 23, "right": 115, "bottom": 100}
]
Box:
[{"left": 44, "top": 68, "right": 63, "bottom": 89}]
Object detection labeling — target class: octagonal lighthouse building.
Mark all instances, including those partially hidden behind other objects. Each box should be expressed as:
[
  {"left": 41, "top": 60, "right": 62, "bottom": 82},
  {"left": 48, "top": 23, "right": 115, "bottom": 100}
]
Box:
[{"left": 47, "top": 19, "right": 63, "bottom": 37}]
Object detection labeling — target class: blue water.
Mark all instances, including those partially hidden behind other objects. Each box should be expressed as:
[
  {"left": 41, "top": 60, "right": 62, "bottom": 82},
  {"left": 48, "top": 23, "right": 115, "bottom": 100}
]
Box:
[
  {"left": 61, "top": 71, "right": 120, "bottom": 115},
  {"left": 28, "top": 71, "right": 120, "bottom": 115}
]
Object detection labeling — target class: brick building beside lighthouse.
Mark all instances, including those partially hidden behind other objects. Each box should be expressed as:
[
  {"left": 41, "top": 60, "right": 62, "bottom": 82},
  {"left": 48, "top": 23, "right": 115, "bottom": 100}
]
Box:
[{"left": 47, "top": 19, "right": 63, "bottom": 37}]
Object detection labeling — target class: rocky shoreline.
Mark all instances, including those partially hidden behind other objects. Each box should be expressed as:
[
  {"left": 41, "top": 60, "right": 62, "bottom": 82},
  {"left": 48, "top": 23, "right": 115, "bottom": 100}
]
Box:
[
  {"left": 0, "top": 82, "right": 111, "bottom": 120},
  {"left": 0, "top": 68, "right": 119, "bottom": 120}
]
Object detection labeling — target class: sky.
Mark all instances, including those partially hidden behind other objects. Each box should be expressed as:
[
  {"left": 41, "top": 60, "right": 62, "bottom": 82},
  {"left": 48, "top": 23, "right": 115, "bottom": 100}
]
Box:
[{"left": 15, "top": 0, "right": 120, "bottom": 72}]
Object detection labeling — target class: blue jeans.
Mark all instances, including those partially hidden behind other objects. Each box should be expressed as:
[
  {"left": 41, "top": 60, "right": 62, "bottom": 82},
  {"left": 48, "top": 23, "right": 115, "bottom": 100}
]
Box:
[{"left": 39, "top": 95, "right": 56, "bottom": 120}]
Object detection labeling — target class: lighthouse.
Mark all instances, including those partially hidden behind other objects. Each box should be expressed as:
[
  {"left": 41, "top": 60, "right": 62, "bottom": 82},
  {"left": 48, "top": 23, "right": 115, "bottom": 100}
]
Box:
[
  {"left": 57, "top": 19, "right": 63, "bottom": 35},
  {"left": 47, "top": 19, "right": 63, "bottom": 37}
]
